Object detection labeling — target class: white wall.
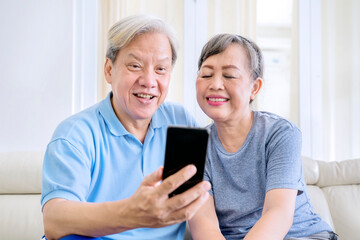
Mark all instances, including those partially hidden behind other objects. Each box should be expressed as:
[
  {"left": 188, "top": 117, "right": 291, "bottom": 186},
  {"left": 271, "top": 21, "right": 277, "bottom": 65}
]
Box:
[{"left": 0, "top": 0, "right": 74, "bottom": 152}]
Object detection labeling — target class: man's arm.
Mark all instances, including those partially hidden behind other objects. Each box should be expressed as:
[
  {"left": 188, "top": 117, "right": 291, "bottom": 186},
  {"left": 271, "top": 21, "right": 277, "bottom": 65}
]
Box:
[
  {"left": 244, "top": 188, "right": 297, "bottom": 240},
  {"left": 43, "top": 165, "right": 210, "bottom": 240},
  {"left": 188, "top": 195, "right": 225, "bottom": 240}
]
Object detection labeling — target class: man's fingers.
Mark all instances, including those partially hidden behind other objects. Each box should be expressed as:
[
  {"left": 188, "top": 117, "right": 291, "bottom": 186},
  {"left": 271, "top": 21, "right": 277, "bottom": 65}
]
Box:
[
  {"left": 164, "top": 191, "right": 210, "bottom": 224},
  {"left": 141, "top": 167, "right": 163, "bottom": 187},
  {"left": 166, "top": 181, "right": 211, "bottom": 211},
  {"left": 158, "top": 165, "right": 197, "bottom": 195}
]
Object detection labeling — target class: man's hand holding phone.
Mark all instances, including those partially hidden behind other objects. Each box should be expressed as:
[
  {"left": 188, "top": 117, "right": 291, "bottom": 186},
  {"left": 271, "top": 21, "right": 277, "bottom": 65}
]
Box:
[
  {"left": 123, "top": 164, "right": 210, "bottom": 228},
  {"left": 122, "top": 126, "right": 211, "bottom": 229}
]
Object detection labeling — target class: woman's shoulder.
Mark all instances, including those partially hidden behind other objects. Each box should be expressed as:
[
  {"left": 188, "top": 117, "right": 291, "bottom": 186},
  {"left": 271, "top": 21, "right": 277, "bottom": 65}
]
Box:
[
  {"left": 254, "top": 111, "right": 300, "bottom": 132},
  {"left": 253, "top": 111, "right": 302, "bottom": 145}
]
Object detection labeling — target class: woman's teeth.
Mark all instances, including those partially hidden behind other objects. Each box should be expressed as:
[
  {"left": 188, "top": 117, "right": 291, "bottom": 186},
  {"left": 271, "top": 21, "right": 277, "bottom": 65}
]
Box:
[{"left": 207, "top": 97, "right": 228, "bottom": 102}]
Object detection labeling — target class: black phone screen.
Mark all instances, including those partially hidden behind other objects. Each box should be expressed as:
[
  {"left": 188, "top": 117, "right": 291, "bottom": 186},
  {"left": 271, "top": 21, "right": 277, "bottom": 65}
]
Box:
[{"left": 162, "top": 126, "right": 209, "bottom": 197}]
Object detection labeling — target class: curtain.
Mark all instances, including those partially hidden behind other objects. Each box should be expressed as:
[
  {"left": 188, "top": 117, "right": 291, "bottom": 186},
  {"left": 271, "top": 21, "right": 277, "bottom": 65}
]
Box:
[{"left": 322, "top": 0, "right": 360, "bottom": 161}]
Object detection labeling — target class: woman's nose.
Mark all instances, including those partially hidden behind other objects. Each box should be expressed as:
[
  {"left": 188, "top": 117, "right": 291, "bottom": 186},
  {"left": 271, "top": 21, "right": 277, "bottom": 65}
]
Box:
[{"left": 209, "top": 75, "right": 224, "bottom": 90}]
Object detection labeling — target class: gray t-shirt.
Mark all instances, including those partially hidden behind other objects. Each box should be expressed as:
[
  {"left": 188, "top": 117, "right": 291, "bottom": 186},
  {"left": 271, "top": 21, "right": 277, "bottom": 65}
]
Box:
[{"left": 204, "top": 111, "right": 332, "bottom": 239}]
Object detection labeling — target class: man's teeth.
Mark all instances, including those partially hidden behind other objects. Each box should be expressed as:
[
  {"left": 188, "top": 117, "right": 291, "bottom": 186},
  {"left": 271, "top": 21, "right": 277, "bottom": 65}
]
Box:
[
  {"left": 136, "top": 93, "right": 154, "bottom": 99},
  {"left": 208, "top": 98, "right": 228, "bottom": 102}
]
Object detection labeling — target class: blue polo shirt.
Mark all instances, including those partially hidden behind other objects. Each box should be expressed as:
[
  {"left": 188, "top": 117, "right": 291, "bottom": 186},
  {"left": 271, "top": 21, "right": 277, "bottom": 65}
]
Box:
[{"left": 41, "top": 92, "right": 197, "bottom": 240}]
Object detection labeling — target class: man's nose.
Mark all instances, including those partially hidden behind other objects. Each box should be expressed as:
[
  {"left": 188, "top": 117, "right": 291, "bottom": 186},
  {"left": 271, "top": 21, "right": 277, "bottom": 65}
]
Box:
[{"left": 139, "top": 69, "right": 157, "bottom": 88}]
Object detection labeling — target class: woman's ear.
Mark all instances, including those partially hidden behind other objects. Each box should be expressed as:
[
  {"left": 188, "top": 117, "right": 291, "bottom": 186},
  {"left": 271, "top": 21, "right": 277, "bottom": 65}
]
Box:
[
  {"left": 104, "top": 58, "right": 113, "bottom": 84},
  {"left": 250, "top": 77, "right": 263, "bottom": 101}
]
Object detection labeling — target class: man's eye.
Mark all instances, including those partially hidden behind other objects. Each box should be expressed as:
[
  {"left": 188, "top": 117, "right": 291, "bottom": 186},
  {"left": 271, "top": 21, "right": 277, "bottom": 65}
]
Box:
[
  {"left": 156, "top": 67, "right": 167, "bottom": 74},
  {"left": 128, "top": 64, "right": 141, "bottom": 70}
]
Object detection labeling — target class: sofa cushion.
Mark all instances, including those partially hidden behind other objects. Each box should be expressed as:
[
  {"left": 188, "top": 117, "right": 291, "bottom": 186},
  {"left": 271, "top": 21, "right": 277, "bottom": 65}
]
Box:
[
  {"left": 0, "top": 194, "right": 43, "bottom": 240},
  {"left": 0, "top": 152, "right": 43, "bottom": 193},
  {"left": 323, "top": 185, "right": 360, "bottom": 240},
  {"left": 305, "top": 185, "right": 335, "bottom": 230},
  {"left": 302, "top": 156, "right": 319, "bottom": 185}
]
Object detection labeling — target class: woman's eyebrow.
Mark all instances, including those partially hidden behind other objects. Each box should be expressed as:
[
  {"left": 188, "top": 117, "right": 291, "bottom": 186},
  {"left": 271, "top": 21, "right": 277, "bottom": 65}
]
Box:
[
  {"left": 201, "top": 65, "right": 214, "bottom": 70},
  {"left": 222, "top": 65, "right": 240, "bottom": 71}
]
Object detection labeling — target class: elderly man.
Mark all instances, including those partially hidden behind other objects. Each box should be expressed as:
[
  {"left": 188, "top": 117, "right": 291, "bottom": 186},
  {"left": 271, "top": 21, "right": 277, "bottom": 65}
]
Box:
[{"left": 41, "top": 14, "right": 210, "bottom": 240}]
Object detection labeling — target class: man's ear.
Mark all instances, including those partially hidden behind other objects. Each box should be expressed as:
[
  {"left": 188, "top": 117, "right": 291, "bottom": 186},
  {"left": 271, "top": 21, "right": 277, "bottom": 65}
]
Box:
[
  {"left": 250, "top": 77, "right": 263, "bottom": 101},
  {"left": 104, "top": 58, "right": 113, "bottom": 84}
]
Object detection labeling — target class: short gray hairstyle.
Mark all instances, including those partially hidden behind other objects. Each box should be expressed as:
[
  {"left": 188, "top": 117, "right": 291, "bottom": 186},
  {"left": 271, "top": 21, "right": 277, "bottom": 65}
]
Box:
[
  {"left": 198, "top": 34, "right": 264, "bottom": 80},
  {"left": 106, "top": 14, "right": 179, "bottom": 66}
]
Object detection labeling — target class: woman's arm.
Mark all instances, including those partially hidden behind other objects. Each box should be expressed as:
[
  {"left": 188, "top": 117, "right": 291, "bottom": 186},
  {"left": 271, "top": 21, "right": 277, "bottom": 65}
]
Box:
[
  {"left": 188, "top": 195, "right": 225, "bottom": 240},
  {"left": 244, "top": 188, "right": 297, "bottom": 240}
]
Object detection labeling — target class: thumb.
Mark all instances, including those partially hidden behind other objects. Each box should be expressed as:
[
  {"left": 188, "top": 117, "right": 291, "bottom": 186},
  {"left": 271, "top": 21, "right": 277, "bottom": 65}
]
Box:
[{"left": 141, "top": 166, "right": 163, "bottom": 187}]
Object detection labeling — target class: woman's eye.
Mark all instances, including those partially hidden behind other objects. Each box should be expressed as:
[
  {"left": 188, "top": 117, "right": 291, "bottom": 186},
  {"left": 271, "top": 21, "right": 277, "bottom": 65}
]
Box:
[
  {"left": 201, "top": 75, "right": 212, "bottom": 78},
  {"left": 224, "top": 75, "right": 235, "bottom": 79}
]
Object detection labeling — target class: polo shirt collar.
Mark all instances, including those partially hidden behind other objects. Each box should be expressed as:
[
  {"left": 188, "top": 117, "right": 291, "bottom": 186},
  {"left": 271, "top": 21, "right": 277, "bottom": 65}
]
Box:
[
  {"left": 149, "top": 104, "right": 168, "bottom": 129},
  {"left": 98, "top": 92, "right": 128, "bottom": 136},
  {"left": 99, "top": 92, "right": 168, "bottom": 137}
]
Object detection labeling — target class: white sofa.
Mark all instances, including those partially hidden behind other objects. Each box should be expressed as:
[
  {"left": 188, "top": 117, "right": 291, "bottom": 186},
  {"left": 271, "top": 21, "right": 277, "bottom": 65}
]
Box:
[
  {"left": 301, "top": 156, "right": 360, "bottom": 240},
  {"left": 0, "top": 152, "right": 44, "bottom": 240},
  {"left": 1, "top": 152, "right": 359, "bottom": 240}
]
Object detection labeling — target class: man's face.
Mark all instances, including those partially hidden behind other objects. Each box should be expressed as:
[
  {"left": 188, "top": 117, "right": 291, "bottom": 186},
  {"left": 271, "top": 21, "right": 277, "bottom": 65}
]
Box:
[{"left": 105, "top": 32, "right": 172, "bottom": 124}]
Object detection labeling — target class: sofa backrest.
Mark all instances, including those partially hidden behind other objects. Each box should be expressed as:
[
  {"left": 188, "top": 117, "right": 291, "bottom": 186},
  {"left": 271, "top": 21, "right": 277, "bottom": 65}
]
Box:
[
  {"left": 0, "top": 152, "right": 44, "bottom": 240},
  {"left": 302, "top": 157, "right": 360, "bottom": 240},
  {"left": 1, "top": 152, "right": 359, "bottom": 240}
]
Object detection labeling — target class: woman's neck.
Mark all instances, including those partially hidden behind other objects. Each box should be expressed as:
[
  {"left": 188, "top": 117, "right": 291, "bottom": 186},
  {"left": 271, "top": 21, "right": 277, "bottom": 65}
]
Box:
[{"left": 214, "top": 111, "right": 254, "bottom": 153}]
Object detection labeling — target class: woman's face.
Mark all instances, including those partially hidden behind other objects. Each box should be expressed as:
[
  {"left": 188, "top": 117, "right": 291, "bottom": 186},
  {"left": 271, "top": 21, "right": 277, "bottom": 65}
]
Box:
[
  {"left": 196, "top": 43, "right": 261, "bottom": 123},
  {"left": 104, "top": 32, "right": 172, "bottom": 124}
]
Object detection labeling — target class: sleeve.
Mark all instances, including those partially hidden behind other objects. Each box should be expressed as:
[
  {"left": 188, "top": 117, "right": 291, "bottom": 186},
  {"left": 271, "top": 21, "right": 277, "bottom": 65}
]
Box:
[
  {"left": 41, "top": 138, "right": 92, "bottom": 208},
  {"left": 265, "top": 125, "right": 303, "bottom": 193},
  {"left": 203, "top": 155, "right": 214, "bottom": 196}
]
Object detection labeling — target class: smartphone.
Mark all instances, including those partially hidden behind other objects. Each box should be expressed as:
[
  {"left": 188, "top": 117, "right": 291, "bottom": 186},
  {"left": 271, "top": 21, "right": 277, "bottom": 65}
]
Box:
[{"left": 162, "top": 126, "right": 209, "bottom": 197}]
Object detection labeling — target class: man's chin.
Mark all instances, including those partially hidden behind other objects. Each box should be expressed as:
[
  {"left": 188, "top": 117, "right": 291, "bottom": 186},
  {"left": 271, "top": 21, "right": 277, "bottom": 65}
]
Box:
[{"left": 133, "top": 109, "right": 157, "bottom": 121}]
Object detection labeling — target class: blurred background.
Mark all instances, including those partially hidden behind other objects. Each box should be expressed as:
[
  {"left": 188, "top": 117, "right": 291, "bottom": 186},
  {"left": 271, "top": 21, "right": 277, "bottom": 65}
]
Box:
[{"left": 0, "top": 0, "right": 359, "bottom": 162}]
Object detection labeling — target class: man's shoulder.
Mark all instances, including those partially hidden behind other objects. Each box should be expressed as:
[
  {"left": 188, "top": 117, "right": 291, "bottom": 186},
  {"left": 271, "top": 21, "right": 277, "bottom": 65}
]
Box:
[{"left": 51, "top": 103, "right": 102, "bottom": 141}]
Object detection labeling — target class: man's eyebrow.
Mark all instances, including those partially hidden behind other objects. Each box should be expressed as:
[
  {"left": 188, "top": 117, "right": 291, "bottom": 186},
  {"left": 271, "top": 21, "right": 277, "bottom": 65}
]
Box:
[
  {"left": 127, "top": 53, "right": 171, "bottom": 63},
  {"left": 157, "top": 56, "right": 171, "bottom": 62},
  {"left": 127, "top": 53, "right": 140, "bottom": 61}
]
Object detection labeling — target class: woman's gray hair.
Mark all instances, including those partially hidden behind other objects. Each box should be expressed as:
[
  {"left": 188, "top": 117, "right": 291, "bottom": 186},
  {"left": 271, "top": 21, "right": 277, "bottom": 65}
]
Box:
[
  {"left": 106, "top": 14, "right": 179, "bottom": 66},
  {"left": 198, "top": 34, "right": 264, "bottom": 80}
]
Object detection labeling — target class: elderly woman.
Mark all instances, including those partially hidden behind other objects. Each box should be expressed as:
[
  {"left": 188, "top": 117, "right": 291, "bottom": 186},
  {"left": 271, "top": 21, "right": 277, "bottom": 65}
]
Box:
[
  {"left": 41, "top": 14, "right": 210, "bottom": 240},
  {"left": 189, "top": 34, "right": 336, "bottom": 240}
]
